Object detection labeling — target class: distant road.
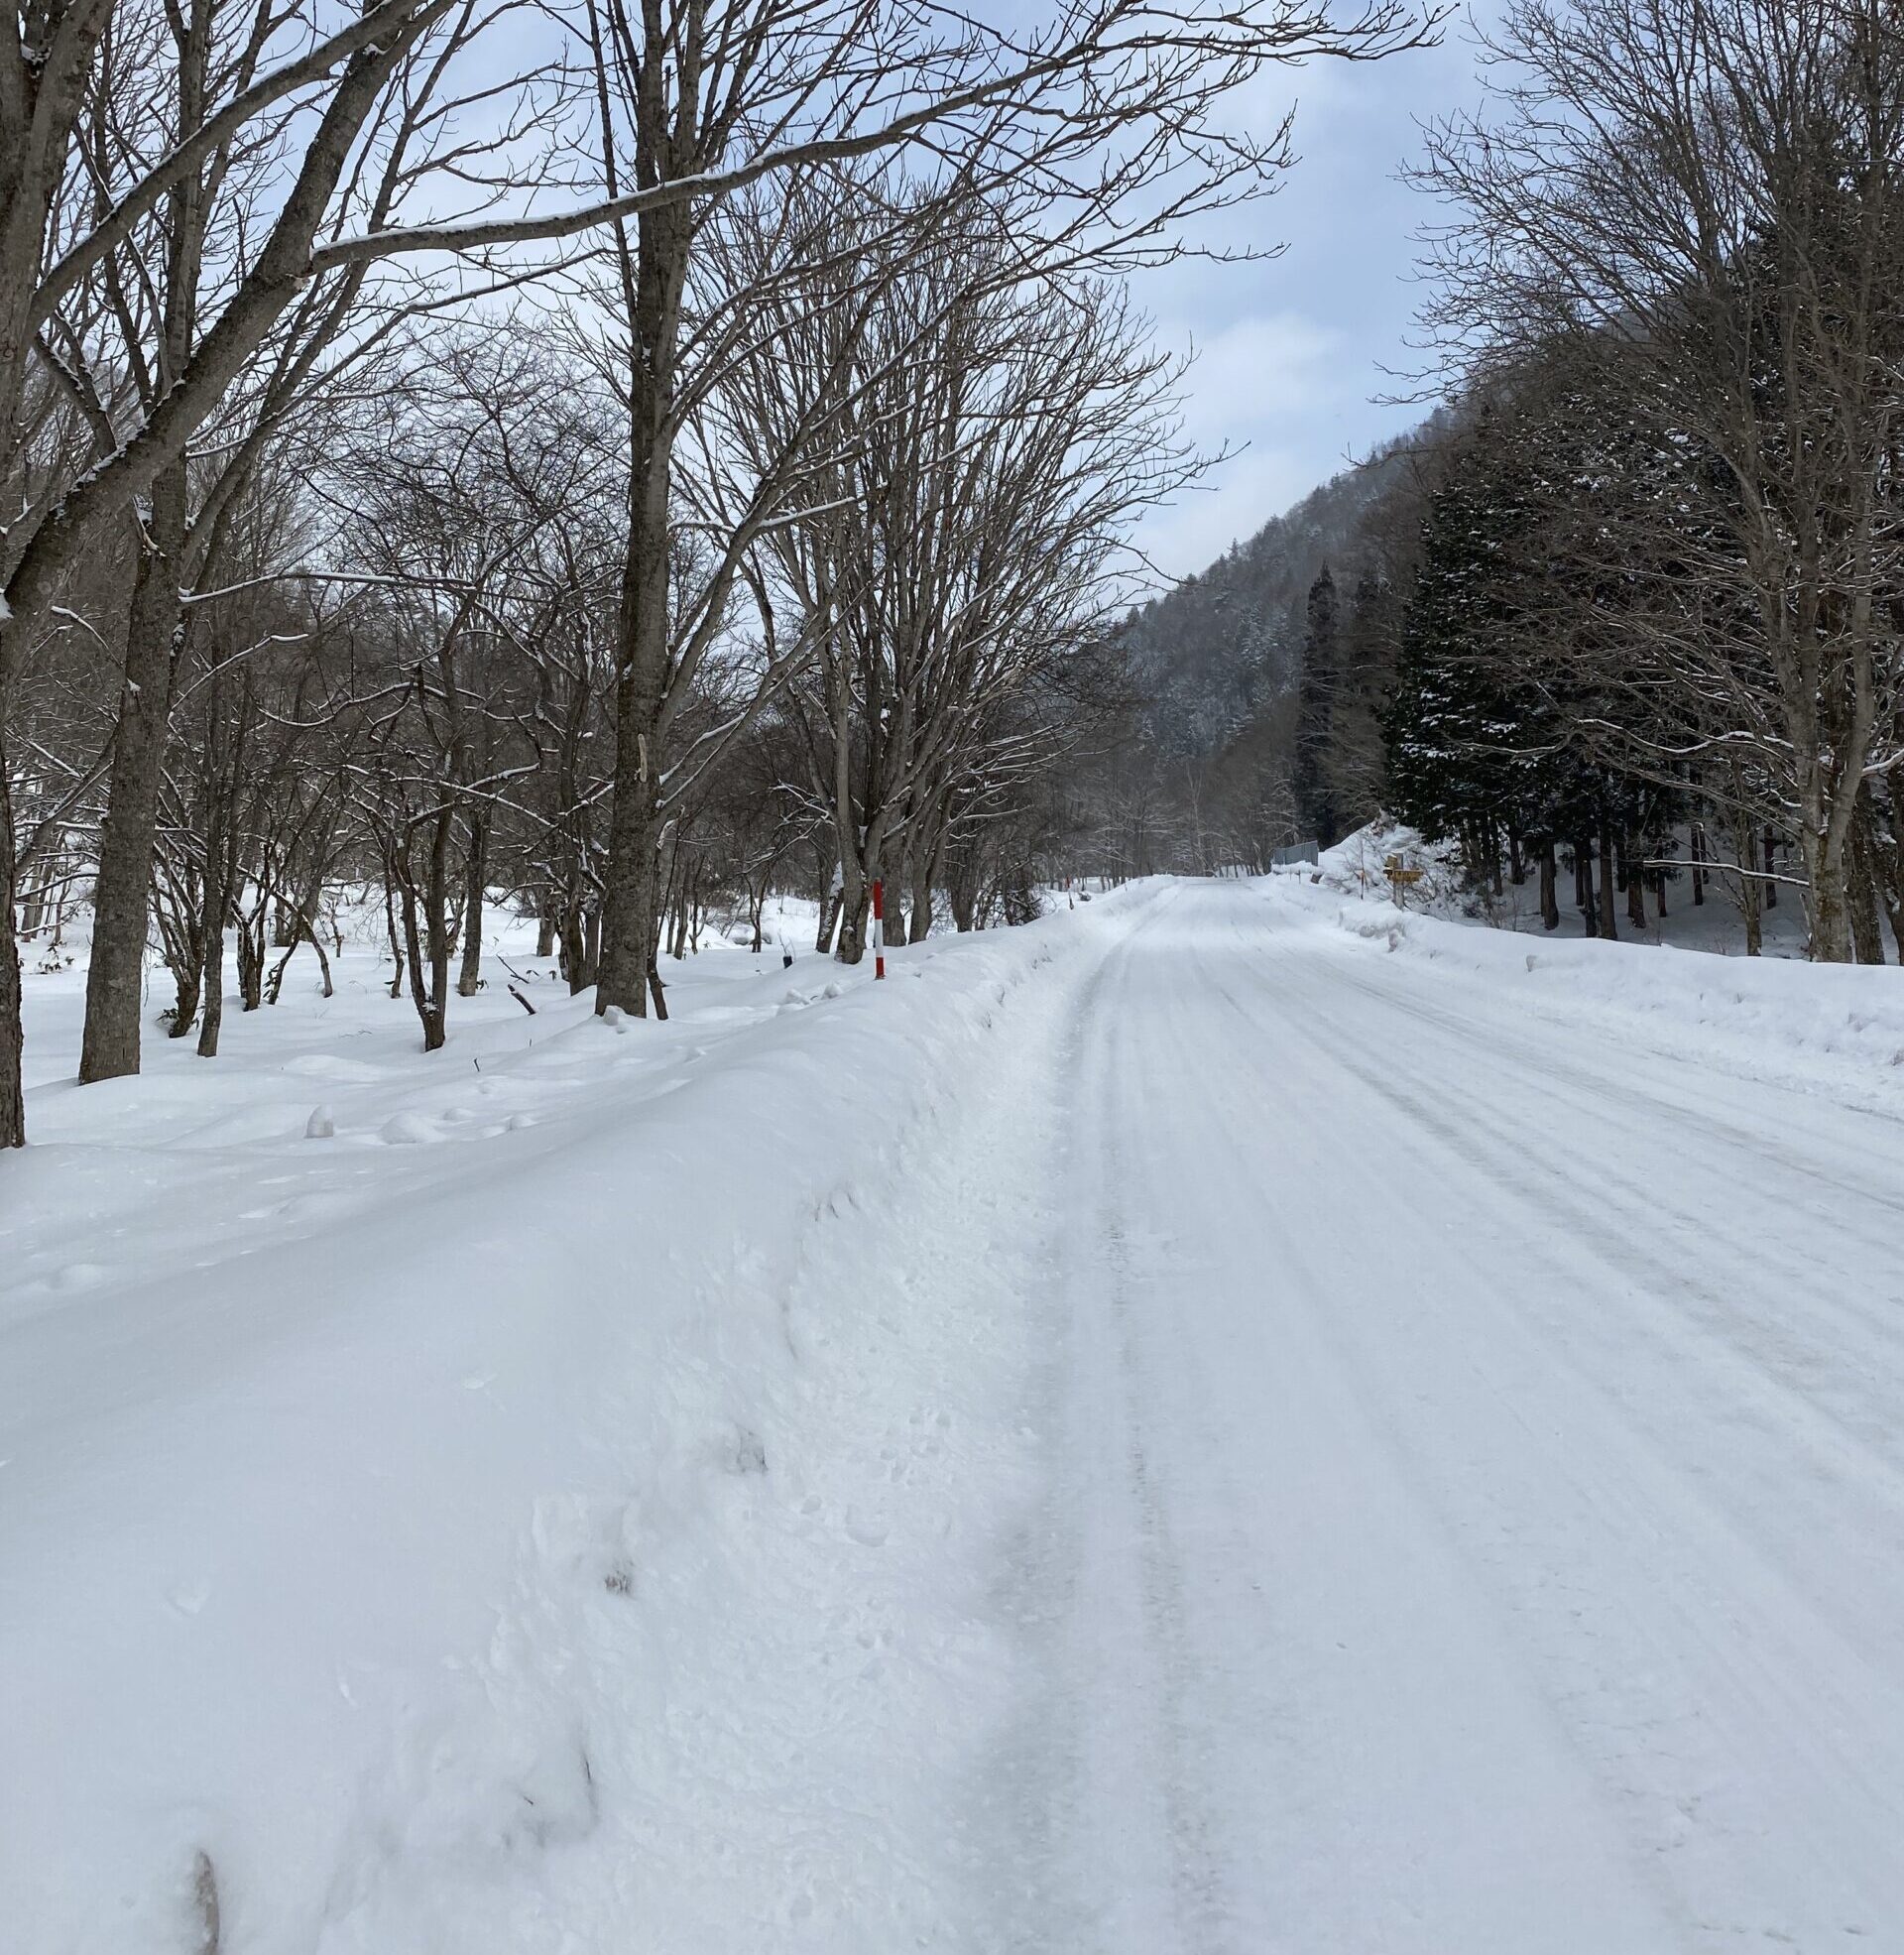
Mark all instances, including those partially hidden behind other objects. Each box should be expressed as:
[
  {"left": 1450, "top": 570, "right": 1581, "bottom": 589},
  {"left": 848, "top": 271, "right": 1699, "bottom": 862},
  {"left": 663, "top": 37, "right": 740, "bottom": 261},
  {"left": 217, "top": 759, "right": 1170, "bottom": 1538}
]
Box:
[{"left": 984, "top": 878, "right": 1904, "bottom": 1952}]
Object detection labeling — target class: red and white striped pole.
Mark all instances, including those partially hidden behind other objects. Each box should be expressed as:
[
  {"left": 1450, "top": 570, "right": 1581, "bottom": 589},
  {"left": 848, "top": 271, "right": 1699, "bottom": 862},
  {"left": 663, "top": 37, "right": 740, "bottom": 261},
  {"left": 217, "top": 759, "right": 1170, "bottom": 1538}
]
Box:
[{"left": 872, "top": 878, "right": 886, "bottom": 979}]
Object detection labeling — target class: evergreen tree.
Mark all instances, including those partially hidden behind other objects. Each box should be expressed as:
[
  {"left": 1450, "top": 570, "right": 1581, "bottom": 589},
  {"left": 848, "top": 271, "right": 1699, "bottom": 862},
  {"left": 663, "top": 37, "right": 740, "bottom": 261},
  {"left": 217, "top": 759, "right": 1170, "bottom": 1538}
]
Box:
[
  {"left": 1382, "top": 386, "right": 1695, "bottom": 932},
  {"left": 1293, "top": 564, "right": 1343, "bottom": 846},
  {"left": 1382, "top": 428, "right": 1531, "bottom": 863}
]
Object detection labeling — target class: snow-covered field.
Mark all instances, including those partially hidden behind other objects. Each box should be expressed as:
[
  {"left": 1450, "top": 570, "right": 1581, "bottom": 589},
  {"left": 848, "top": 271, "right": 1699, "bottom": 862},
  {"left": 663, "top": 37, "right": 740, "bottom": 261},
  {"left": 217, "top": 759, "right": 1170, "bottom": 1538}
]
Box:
[
  {"left": 1290, "top": 835, "right": 1904, "bottom": 1121},
  {"left": 8, "top": 878, "right": 1904, "bottom": 1951},
  {"left": 3, "top": 894, "right": 1107, "bottom": 1953},
  {"left": 1318, "top": 815, "right": 1815, "bottom": 957}
]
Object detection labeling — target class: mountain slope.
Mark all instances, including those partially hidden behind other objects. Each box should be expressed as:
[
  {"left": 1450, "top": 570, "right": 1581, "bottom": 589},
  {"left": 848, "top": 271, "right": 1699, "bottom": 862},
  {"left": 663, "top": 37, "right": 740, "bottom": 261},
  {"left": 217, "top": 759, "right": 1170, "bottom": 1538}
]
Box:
[{"left": 1123, "top": 435, "right": 1419, "bottom": 759}]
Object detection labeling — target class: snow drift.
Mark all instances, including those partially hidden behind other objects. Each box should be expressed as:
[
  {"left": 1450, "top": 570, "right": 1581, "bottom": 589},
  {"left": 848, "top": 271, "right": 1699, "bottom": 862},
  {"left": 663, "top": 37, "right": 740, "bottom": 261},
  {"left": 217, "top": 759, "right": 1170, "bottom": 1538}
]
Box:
[
  {"left": 0, "top": 895, "right": 1134, "bottom": 1954},
  {"left": 1283, "top": 822, "right": 1904, "bottom": 1122}
]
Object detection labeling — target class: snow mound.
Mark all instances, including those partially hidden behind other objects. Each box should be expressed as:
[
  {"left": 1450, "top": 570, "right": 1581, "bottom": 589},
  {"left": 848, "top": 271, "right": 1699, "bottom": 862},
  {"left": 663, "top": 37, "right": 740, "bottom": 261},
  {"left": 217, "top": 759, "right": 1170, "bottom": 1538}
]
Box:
[
  {"left": 1268, "top": 864, "right": 1904, "bottom": 1121},
  {"left": 0, "top": 889, "right": 1144, "bottom": 1953}
]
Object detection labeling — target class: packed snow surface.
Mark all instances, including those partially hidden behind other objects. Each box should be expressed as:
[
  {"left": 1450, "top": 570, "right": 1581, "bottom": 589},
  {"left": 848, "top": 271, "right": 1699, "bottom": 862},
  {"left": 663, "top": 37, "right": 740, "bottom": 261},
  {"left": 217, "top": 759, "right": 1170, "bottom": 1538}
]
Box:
[{"left": 6, "top": 881, "right": 1904, "bottom": 1951}]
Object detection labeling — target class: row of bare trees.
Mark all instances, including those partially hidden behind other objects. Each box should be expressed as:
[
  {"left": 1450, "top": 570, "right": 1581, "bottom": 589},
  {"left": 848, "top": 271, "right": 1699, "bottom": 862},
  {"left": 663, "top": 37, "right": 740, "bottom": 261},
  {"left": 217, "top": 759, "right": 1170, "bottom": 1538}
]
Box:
[
  {"left": 1390, "top": 0, "right": 1904, "bottom": 960},
  {"left": 0, "top": 0, "right": 1436, "bottom": 1145}
]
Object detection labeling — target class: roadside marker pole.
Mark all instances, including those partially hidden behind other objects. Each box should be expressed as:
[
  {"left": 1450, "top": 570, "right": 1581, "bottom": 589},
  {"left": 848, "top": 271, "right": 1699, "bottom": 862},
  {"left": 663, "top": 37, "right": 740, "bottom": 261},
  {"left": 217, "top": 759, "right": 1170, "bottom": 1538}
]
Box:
[{"left": 872, "top": 878, "right": 887, "bottom": 979}]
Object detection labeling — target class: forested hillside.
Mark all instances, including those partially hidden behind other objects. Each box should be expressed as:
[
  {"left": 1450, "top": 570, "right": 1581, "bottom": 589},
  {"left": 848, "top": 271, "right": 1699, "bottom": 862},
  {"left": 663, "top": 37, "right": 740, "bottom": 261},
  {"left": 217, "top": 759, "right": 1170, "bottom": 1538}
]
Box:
[
  {"left": 1076, "top": 429, "right": 1431, "bottom": 879},
  {"left": 1120, "top": 442, "right": 1414, "bottom": 760},
  {"left": 1119, "top": 0, "right": 1904, "bottom": 969}
]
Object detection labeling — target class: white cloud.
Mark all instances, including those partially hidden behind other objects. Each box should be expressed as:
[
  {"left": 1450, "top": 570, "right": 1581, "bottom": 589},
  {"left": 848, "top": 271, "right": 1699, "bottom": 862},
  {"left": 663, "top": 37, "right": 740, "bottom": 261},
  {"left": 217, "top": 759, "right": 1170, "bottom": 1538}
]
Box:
[
  {"left": 1126, "top": 308, "right": 1393, "bottom": 577},
  {"left": 1135, "top": 446, "right": 1320, "bottom": 582},
  {"left": 1164, "top": 309, "right": 1346, "bottom": 441},
  {"left": 1114, "top": 9, "right": 1499, "bottom": 578}
]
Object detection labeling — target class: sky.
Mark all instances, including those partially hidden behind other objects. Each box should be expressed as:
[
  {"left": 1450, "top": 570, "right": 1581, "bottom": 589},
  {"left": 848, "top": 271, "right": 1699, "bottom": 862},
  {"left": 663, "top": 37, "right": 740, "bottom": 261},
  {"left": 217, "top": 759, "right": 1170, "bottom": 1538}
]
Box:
[{"left": 1128, "top": 9, "right": 1496, "bottom": 578}]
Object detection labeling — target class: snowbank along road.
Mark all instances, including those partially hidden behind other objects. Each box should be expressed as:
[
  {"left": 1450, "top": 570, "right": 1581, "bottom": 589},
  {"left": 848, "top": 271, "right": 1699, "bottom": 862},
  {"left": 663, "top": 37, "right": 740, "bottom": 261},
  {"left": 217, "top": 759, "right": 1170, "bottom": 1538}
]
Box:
[{"left": 6, "top": 876, "right": 1904, "bottom": 1952}]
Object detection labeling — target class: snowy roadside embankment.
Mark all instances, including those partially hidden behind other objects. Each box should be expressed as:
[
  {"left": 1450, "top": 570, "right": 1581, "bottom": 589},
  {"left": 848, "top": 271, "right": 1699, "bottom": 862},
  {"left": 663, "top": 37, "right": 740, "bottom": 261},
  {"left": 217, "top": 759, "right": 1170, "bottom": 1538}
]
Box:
[
  {"left": 1271, "top": 865, "right": 1904, "bottom": 1122},
  {"left": 0, "top": 890, "right": 1148, "bottom": 1955}
]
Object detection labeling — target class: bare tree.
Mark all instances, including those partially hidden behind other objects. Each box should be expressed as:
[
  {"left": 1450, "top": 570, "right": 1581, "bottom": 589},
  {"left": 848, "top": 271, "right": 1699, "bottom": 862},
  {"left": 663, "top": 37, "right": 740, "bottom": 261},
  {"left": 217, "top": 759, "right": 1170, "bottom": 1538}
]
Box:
[
  {"left": 565, "top": 0, "right": 1434, "bottom": 1017},
  {"left": 1413, "top": 0, "right": 1904, "bottom": 959},
  {"left": 1, "top": 0, "right": 1434, "bottom": 1142}
]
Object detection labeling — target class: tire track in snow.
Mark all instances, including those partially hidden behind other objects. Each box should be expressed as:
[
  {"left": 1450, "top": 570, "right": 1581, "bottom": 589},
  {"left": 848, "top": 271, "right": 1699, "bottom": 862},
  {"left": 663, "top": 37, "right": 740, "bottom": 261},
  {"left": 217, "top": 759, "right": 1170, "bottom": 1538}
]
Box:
[
  {"left": 988, "top": 886, "right": 1243, "bottom": 1955},
  {"left": 1206, "top": 888, "right": 1904, "bottom": 1944},
  {"left": 1276, "top": 943, "right": 1904, "bottom": 1508},
  {"left": 994, "top": 884, "right": 1680, "bottom": 1953}
]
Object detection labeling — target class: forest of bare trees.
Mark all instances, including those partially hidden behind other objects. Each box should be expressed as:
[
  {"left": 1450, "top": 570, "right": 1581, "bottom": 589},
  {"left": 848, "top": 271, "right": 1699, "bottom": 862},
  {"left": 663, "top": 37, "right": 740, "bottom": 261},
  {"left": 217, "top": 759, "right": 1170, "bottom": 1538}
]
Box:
[
  {"left": 19, "top": 0, "right": 1888, "bottom": 1162},
  {"left": 0, "top": 0, "right": 1437, "bottom": 1146},
  {"left": 1395, "top": 0, "right": 1904, "bottom": 960},
  {"left": 1142, "top": 0, "right": 1904, "bottom": 964}
]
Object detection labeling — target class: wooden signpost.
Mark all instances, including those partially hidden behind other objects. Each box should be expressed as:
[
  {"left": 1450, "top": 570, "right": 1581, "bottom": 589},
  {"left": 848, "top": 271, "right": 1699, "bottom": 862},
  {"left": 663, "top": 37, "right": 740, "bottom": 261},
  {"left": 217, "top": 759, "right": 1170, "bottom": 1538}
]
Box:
[{"left": 1384, "top": 854, "right": 1424, "bottom": 905}]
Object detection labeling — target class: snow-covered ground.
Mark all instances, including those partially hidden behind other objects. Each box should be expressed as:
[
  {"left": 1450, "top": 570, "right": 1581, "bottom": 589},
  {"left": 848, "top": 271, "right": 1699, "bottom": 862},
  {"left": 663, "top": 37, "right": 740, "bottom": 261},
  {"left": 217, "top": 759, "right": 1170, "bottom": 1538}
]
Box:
[
  {"left": 3, "top": 892, "right": 1109, "bottom": 1953},
  {"left": 1295, "top": 822, "right": 1904, "bottom": 1118},
  {"left": 8, "top": 878, "right": 1904, "bottom": 1950},
  {"left": 1318, "top": 815, "right": 1815, "bottom": 957}
]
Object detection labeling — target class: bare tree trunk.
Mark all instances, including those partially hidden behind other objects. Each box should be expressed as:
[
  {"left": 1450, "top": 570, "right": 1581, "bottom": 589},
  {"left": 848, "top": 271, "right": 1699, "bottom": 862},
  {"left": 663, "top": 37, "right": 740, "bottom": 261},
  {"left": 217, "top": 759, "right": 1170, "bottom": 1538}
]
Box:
[
  {"left": 265, "top": 909, "right": 336, "bottom": 1005},
  {"left": 157, "top": 866, "right": 206, "bottom": 1037},
  {"left": 1731, "top": 802, "right": 1763, "bottom": 955},
  {"left": 0, "top": 771, "right": 24, "bottom": 1147},
  {"left": 837, "top": 844, "right": 869, "bottom": 965},
  {"left": 456, "top": 815, "right": 486, "bottom": 996},
  {"left": 1848, "top": 794, "right": 1885, "bottom": 964},
  {"left": 395, "top": 865, "right": 444, "bottom": 1052},
  {"left": 1597, "top": 819, "right": 1618, "bottom": 941},
  {"left": 196, "top": 803, "right": 231, "bottom": 1061},
  {"left": 1539, "top": 840, "right": 1559, "bottom": 930},
  {"left": 596, "top": 177, "right": 690, "bottom": 1019},
  {"left": 560, "top": 898, "right": 589, "bottom": 994},
  {"left": 656, "top": 826, "right": 681, "bottom": 961},
  {"left": 383, "top": 879, "right": 406, "bottom": 998},
  {"left": 599, "top": 767, "right": 663, "bottom": 1011},
  {"left": 1878, "top": 843, "right": 1904, "bottom": 966},
  {"left": 171, "top": 964, "right": 202, "bottom": 1036},
  {"left": 950, "top": 849, "right": 979, "bottom": 932},
  {"left": 81, "top": 468, "right": 188, "bottom": 1083},
  {"left": 403, "top": 893, "right": 433, "bottom": 1043},
  {"left": 838, "top": 871, "right": 870, "bottom": 964},
  {"left": 425, "top": 809, "right": 452, "bottom": 1044},
  {"left": 264, "top": 937, "right": 298, "bottom": 1005},
  {"left": 236, "top": 900, "right": 267, "bottom": 1011}
]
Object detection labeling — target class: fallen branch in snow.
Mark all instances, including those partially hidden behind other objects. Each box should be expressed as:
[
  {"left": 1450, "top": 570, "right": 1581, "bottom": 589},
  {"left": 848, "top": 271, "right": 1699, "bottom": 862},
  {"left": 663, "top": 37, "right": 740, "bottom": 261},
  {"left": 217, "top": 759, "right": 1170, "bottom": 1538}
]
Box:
[{"left": 1641, "top": 859, "right": 1812, "bottom": 892}]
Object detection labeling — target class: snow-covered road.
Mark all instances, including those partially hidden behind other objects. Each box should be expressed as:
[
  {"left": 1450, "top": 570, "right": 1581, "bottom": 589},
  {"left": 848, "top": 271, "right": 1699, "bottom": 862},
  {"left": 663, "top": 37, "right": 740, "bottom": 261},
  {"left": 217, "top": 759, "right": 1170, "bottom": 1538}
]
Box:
[
  {"left": 10, "top": 876, "right": 1904, "bottom": 1952},
  {"left": 991, "top": 879, "right": 1904, "bottom": 1952}
]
